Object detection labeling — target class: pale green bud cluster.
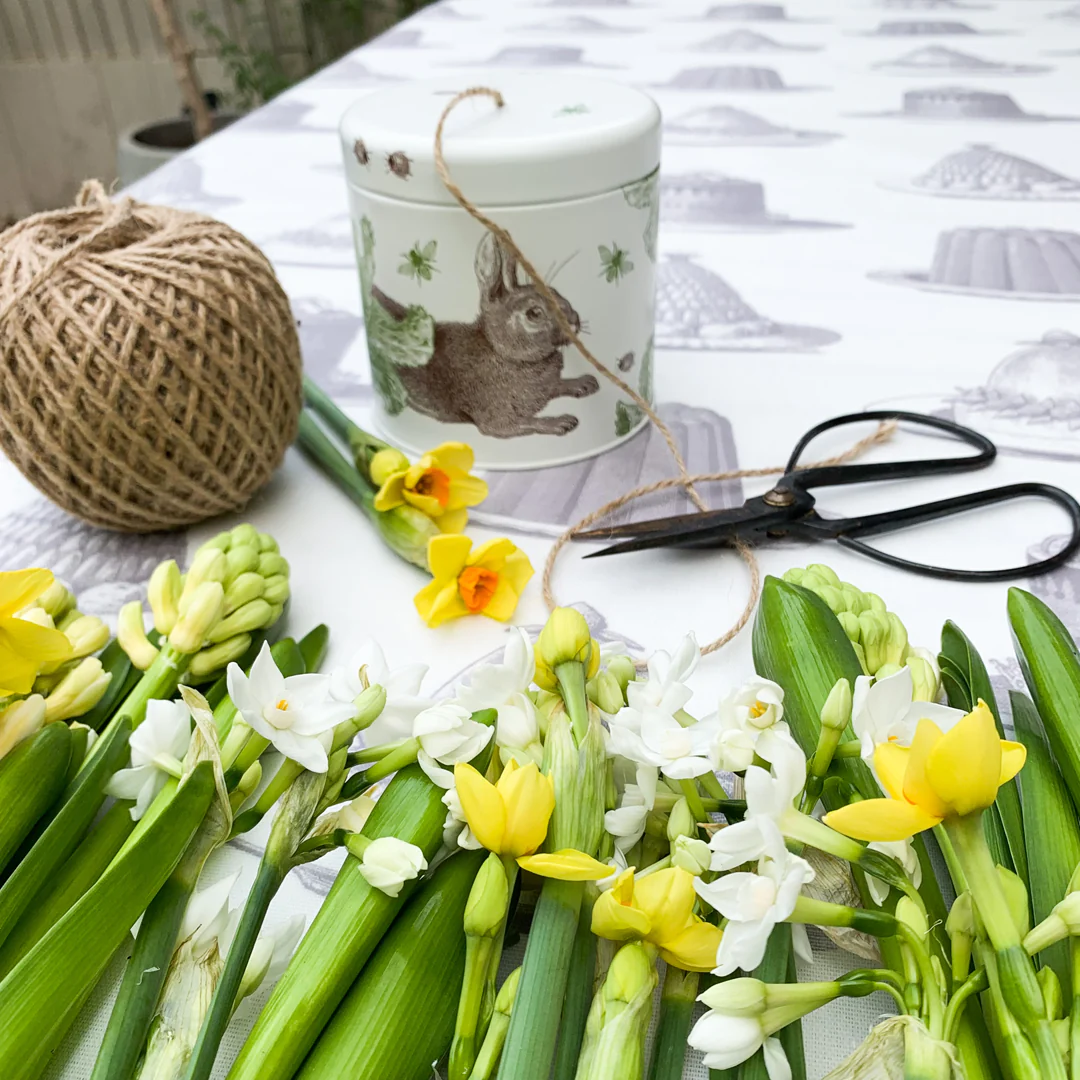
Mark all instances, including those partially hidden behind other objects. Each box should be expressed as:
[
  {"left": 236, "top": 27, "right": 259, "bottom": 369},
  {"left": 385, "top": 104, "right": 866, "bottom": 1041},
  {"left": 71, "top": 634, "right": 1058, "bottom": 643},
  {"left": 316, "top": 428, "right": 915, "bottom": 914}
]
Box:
[
  {"left": 464, "top": 853, "right": 510, "bottom": 938},
  {"left": 783, "top": 564, "right": 939, "bottom": 698},
  {"left": 122, "top": 524, "right": 290, "bottom": 674},
  {"left": 666, "top": 797, "right": 697, "bottom": 843},
  {"left": 671, "top": 835, "right": 711, "bottom": 876},
  {"left": 0, "top": 695, "right": 47, "bottom": 759},
  {"left": 43, "top": 658, "right": 112, "bottom": 722},
  {"left": 587, "top": 670, "right": 625, "bottom": 715}
]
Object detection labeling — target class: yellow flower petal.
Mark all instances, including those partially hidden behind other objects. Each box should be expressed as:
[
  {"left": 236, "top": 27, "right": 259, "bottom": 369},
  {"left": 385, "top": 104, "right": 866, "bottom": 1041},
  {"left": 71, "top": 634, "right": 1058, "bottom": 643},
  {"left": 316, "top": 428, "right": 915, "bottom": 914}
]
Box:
[
  {"left": 586, "top": 638, "right": 601, "bottom": 681},
  {"left": 500, "top": 550, "right": 535, "bottom": 597},
  {"left": 427, "top": 534, "right": 473, "bottom": 580},
  {"left": 634, "top": 868, "right": 698, "bottom": 946},
  {"left": 373, "top": 473, "right": 407, "bottom": 512},
  {"left": 454, "top": 762, "right": 507, "bottom": 853},
  {"left": 469, "top": 538, "right": 516, "bottom": 571},
  {"left": 902, "top": 719, "right": 951, "bottom": 821},
  {"left": 428, "top": 442, "right": 475, "bottom": 474},
  {"left": 0, "top": 617, "right": 73, "bottom": 696},
  {"left": 924, "top": 702, "right": 1002, "bottom": 817},
  {"left": 479, "top": 577, "right": 523, "bottom": 623},
  {"left": 657, "top": 919, "right": 724, "bottom": 973},
  {"left": 1000, "top": 741, "right": 1027, "bottom": 785},
  {"left": 498, "top": 760, "right": 554, "bottom": 857},
  {"left": 823, "top": 799, "right": 942, "bottom": 843},
  {"left": 0, "top": 569, "right": 55, "bottom": 619},
  {"left": 414, "top": 578, "right": 467, "bottom": 629},
  {"left": 403, "top": 489, "right": 445, "bottom": 519},
  {"left": 517, "top": 849, "right": 615, "bottom": 882},
  {"left": 873, "top": 741, "right": 909, "bottom": 803},
  {"left": 436, "top": 509, "right": 469, "bottom": 535},
  {"left": 592, "top": 874, "right": 652, "bottom": 941},
  {"left": 446, "top": 474, "right": 489, "bottom": 511}
]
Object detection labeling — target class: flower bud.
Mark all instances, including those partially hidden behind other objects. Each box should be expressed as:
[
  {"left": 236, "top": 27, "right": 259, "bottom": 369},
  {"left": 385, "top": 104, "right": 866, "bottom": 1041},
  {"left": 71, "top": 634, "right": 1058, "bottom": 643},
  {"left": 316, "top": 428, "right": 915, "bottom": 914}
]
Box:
[
  {"left": 588, "top": 670, "right": 625, "bottom": 715},
  {"left": 118, "top": 600, "right": 159, "bottom": 670},
  {"left": 666, "top": 796, "right": 696, "bottom": 842},
  {"left": 258, "top": 552, "right": 290, "bottom": 579},
  {"left": 672, "top": 835, "right": 711, "bottom": 876},
  {"left": 202, "top": 530, "right": 233, "bottom": 553},
  {"left": 895, "top": 896, "right": 928, "bottom": 939},
  {"left": 36, "top": 579, "right": 75, "bottom": 619},
  {"left": 0, "top": 695, "right": 47, "bottom": 759},
  {"left": 258, "top": 532, "right": 279, "bottom": 554},
  {"left": 606, "top": 655, "right": 637, "bottom": 695},
  {"left": 998, "top": 866, "right": 1031, "bottom": 939},
  {"left": 465, "top": 853, "right": 510, "bottom": 937},
  {"left": 148, "top": 560, "right": 182, "bottom": 635},
  {"left": 230, "top": 761, "right": 263, "bottom": 810},
  {"left": 806, "top": 563, "right": 841, "bottom": 588},
  {"left": 698, "top": 977, "right": 768, "bottom": 1017},
  {"left": 188, "top": 633, "right": 252, "bottom": 679},
  {"left": 169, "top": 582, "right": 226, "bottom": 654},
  {"left": 18, "top": 607, "right": 54, "bottom": 630},
  {"left": 262, "top": 575, "right": 290, "bottom": 607},
  {"left": 839, "top": 584, "right": 870, "bottom": 616},
  {"left": 370, "top": 447, "right": 410, "bottom": 486},
  {"left": 376, "top": 503, "right": 441, "bottom": 570},
  {"left": 495, "top": 966, "right": 522, "bottom": 1015},
  {"left": 230, "top": 523, "right": 261, "bottom": 550},
  {"left": 63, "top": 614, "right": 109, "bottom": 659},
  {"left": 906, "top": 655, "right": 940, "bottom": 704},
  {"left": 820, "top": 678, "right": 853, "bottom": 734},
  {"left": 312, "top": 794, "right": 376, "bottom": 837},
  {"left": 836, "top": 611, "right": 861, "bottom": 644},
  {"left": 815, "top": 585, "right": 846, "bottom": 615},
  {"left": 537, "top": 608, "right": 593, "bottom": 673},
  {"left": 207, "top": 599, "right": 274, "bottom": 644},
  {"left": 857, "top": 612, "right": 891, "bottom": 675},
  {"left": 884, "top": 614, "right": 909, "bottom": 668},
  {"left": 224, "top": 544, "right": 260, "bottom": 584},
  {"left": 946, "top": 892, "right": 975, "bottom": 940},
  {"left": 1039, "top": 966, "right": 1063, "bottom": 1021},
  {"left": 44, "top": 657, "right": 112, "bottom": 722},
  {"left": 223, "top": 571, "right": 266, "bottom": 615},
  {"left": 604, "top": 940, "right": 656, "bottom": 1006},
  {"left": 179, "top": 550, "right": 228, "bottom": 615}
]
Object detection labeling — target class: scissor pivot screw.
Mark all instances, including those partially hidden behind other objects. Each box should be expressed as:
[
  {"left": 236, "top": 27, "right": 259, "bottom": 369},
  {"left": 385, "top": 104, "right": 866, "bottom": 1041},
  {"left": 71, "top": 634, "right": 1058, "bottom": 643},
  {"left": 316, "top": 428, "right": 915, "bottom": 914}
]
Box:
[{"left": 763, "top": 488, "right": 795, "bottom": 507}]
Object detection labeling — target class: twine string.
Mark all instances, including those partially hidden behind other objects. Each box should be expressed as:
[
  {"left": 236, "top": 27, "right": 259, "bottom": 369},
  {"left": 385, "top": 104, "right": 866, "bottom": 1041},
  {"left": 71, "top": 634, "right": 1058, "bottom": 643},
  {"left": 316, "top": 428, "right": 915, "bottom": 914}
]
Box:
[{"left": 433, "top": 87, "right": 895, "bottom": 659}]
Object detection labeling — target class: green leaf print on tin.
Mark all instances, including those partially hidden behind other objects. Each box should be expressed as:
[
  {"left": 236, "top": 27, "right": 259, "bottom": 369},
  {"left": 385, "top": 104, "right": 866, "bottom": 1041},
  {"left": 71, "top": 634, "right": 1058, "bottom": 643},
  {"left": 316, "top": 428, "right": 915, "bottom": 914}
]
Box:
[
  {"left": 598, "top": 243, "right": 634, "bottom": 285},
  {"left": 613, "top": 336, "right": 654, "bottom": 436},
  {"left": 357, "top": 217, "right": 436, "bottom": 415},
  {"left": 398, "top": 240, "right": 439, "bottom": 283},
  {"left": 621, "top": 167, "right": 659, "bottom": 264}
]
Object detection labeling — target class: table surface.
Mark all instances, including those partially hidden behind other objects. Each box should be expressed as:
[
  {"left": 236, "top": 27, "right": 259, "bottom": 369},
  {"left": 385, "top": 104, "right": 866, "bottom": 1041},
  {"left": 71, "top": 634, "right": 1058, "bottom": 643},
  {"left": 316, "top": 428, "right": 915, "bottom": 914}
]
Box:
[{"left": 8, "top": 0, "right": 1080, "bottom": 1076}]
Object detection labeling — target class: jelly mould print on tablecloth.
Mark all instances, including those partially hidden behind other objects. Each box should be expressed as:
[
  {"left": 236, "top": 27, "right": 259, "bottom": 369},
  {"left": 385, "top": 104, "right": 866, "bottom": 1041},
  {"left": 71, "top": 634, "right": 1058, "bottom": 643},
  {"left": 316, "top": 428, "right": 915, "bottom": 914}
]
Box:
[{"left": 886, "top": 145, "right": 1080, "bottom": 200}]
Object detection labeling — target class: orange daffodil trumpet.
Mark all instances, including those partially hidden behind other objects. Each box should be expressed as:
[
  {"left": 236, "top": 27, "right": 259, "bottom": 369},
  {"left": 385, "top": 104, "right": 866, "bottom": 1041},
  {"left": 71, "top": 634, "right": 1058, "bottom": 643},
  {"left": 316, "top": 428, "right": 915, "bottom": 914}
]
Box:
[
  {"left": 823, "top": 701, "right": 1026, "bottom": 843},
  {"left": 0, "top": 569, "right": 73, "bottom": 696},
  {"left": 372, "top": 442, "right": 488, "bottom": 535},
  {"left": 415, "top": 535, "right": 534, "bottom": 629},
  {"left": 453, "top": 759, "right": 613, "bottom": 880},
  {"left": 591, "top": 867, "right": 723, "bottom": 972}
]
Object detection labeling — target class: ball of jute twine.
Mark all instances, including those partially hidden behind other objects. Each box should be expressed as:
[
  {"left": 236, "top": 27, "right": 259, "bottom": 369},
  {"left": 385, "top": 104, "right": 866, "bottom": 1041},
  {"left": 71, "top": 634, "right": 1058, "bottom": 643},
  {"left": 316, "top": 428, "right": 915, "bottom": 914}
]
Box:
[
  {"left": 434, "top": 88, "right": 896, "bottom": 660},
  {"left": 0, "top": 180, "right": 303, "bottom": 533}
]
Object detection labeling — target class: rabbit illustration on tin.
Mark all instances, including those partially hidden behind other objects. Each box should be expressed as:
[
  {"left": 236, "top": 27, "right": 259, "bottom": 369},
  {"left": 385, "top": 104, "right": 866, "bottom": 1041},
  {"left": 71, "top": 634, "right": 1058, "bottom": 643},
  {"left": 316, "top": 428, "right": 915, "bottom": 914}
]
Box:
[{"left": 372, "top": 231, "right": 599, "bottom": 437}]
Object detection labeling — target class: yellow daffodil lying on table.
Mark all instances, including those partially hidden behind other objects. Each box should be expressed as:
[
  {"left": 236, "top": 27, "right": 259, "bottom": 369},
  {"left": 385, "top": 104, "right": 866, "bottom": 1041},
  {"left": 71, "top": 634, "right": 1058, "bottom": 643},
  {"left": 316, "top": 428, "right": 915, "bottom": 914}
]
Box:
[
  {"left": 592, "top": 867, "right": 723, "bottom": 972},
  {"left": 0, "top": 569, "right": 73, "bottom": 695},
  {"left": 823, "top": 701, "right": 1026, "bottom": 842},
  {"left": 371, "top": 442, "right": 488, "bottom": 534},
  {"left": 415, "top": 535, "right": 534, "bottom": 629}
]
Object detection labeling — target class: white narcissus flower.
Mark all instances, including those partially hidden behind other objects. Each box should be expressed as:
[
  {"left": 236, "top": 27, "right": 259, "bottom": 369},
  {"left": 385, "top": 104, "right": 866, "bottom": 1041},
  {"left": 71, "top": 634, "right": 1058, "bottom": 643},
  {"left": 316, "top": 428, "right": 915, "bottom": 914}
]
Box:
[
  {"left": 603, "top": 765, "right": 658, "bottom": 853},
  {"left": 607, "top": 705, "right": 714, "bottom": 781},
  {"left": 330, "top": 640, "right": 431, "bottom": 745},
  {"left": 625, "top": 633, "right": 699, "bottom": 716},
  {"left": 867, "top": 839, "right": 922, "bottom": 906},
  {"left": 181, "top": 871, "right": 241, "bottom": 956},
  {"left": 710, "top": 678, "right": 787, "bottom": 773},
  {"left": 240, "top": 914, "right": 305, "bottom": 1001},
  {"left": 707, "top": 728, "right": 806, "bottom": 871},
  {"left": 412, "top": 702, "right": 493, "bottom": 766},
  {"left": 106, "top": 698, "right": 193, "bottom": 820},
  {"left": 356, "top": 836, "right": 428, "bottom": 897},
  {"left": 689, "top": 1003, "right": 791, "bottom": 1080},
  {"left": 417, "top": 751, "right": 482, "bottom": 850},
  {"left": 695, "top": 819, "right": 815, "bottom": 976},
  {"left": 228, "top": 642, "right": 355, "bottom": 774}
]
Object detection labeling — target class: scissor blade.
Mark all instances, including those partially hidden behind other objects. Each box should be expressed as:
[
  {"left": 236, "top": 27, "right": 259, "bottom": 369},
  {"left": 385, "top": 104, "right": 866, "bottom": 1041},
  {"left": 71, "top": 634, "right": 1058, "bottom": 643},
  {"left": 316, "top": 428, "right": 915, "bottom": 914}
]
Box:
[{"left": 578, "top": 505, "right": 767, "bottom": 558}]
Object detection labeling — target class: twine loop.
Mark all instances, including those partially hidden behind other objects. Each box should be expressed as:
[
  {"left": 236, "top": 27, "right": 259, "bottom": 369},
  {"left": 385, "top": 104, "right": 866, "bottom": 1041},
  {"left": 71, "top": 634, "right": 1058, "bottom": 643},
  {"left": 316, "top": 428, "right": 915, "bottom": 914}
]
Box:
[
  {"left": 0, "top": 180, "right": 303, "bottom": 532},
  {"left": 433, "top": 87, "right": 894, "bottom": 658}
]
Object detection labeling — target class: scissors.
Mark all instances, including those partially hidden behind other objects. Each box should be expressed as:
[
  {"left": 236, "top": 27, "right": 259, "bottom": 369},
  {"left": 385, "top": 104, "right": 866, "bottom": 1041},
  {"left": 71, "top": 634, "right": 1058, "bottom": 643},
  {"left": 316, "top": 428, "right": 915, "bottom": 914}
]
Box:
[{"left": 575, "top": 410, "right": 1080, "bottom": 583}]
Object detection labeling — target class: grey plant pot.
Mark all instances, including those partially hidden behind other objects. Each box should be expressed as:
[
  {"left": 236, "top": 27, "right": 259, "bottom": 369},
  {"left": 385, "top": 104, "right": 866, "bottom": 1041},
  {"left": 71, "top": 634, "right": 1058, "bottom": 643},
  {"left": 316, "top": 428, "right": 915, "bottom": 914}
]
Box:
[{"left": 116, "top": 114, "right": 238, "bottom": 188}]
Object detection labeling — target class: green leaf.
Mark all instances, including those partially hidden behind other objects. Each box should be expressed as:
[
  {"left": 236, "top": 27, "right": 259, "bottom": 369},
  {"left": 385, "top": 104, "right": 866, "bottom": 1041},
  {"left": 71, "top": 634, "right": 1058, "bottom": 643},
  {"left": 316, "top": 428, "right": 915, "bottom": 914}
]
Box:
[
  {"left": 614, "top": 401, "right": 640, "bottom": 437},
  {"left": 938, "top": 621, "right": 1026, "bottom": 883},
  {"left": 1011, "top": 690, "right": 1080, "bottom": 997}
]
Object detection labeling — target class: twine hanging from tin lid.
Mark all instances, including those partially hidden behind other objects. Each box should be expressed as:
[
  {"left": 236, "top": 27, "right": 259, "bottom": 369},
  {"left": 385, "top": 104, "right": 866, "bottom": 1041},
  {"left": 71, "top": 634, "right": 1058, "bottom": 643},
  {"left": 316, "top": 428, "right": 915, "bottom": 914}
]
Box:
[{"left": 433, "top": 88, "right": 895, "bottom": 661}]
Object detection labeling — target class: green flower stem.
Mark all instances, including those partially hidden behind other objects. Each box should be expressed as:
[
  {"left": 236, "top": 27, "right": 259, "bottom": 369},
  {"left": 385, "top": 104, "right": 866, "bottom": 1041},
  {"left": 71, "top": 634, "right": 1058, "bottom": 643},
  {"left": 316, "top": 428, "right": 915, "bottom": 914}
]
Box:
[
  {"left": 636, "top": 856, "right": 672, "bottom": 879},
  {"left": 479, "top": 859, "right": 518, "bottom": 1037},
  {"left": 833, "top": 741, "right": 863, "bottom": 759},
  {"left": 470, "top": 1013, "right": 511, "bottom": 1080},
  {"left": 942, "top": 969, "right": 989, "bottom": 1045},
  {"left": 678, "top": 779, "right": 708, "bottom": 826},
  {"left": 302, "top": 377, "right": 389, "bottom": 484},
  {"left": 347, "top": 739, "right": 412, "bottom": 766},
  {"left": 674, "top": 712, "right": 732, "bottom": 804},
  {"left": 297, "top": 411, "right": 377, "bottom": 512},
  {"left": 897, "top": 923, "right": 945, "bottom": 1040},
  {"left": 555, "top": 661, "right": 590, "bottom": 744},
  {"left": 228, "top": 731, "right": 269, "bottom": 779},
  {"left": 933, "top": 824, "right": 968, "bottom": 895},
  {"left": 647, "top": 966, "right": 698, "bottom": 1080},
  {"left": 498, "top": 877, "right": 584, "bottom": 1080},
  {"left": 553, "top": 888, "right": 598, "bottom": 1080},
  {"left": 979, "top": 943, "right": 1040, "bottom": 1079},
  {"left": 360, "top": 738, "right": 421, "bottom": 783},
  {"left": 780, "top": 809, "right": 864, "bottom": 864},
  {"left": 183, "top": 857, "right": 287, "bottom": 1080},
  {"left": 1070, "top": 941, "right": 1080, "bottom": 1080},
  {"left": 450, "top": 935, "right": 498, "bottom": 1080},
  {"left": 654, "top": 794, "right": 744, "bottom": 815}
]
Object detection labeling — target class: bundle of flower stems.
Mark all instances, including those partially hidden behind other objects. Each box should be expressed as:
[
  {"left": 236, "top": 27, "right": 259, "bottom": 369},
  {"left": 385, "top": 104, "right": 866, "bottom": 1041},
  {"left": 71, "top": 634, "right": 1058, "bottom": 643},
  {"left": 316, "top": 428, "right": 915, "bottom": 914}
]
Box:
[{"left": 11, "top": 537, "right": 1080, "bottom": 1080}]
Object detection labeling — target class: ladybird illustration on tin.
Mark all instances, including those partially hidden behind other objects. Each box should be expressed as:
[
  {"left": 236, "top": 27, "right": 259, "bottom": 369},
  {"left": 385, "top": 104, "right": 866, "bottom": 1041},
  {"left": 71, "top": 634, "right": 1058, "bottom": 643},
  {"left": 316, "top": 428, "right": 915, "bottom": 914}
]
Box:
[
  {"left": 387, "top": 151, "right": 413, "bottom": 179},
  {"left": 353, "top": 139, "right": 370, "bottom": 166}
]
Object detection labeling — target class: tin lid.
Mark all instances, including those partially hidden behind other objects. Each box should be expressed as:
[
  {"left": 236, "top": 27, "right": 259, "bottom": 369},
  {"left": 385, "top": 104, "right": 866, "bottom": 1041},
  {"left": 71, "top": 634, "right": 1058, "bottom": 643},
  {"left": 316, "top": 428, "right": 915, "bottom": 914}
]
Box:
[{"left": 339, "top": 74, "right": 661, "bottom": 207}]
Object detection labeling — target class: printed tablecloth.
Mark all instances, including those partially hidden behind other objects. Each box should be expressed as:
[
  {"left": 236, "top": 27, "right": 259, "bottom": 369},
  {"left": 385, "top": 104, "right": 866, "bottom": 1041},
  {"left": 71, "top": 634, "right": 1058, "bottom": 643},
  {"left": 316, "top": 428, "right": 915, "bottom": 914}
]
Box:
[{"left": 9, "top": 0, "right": 1080, "bottom": 1075}]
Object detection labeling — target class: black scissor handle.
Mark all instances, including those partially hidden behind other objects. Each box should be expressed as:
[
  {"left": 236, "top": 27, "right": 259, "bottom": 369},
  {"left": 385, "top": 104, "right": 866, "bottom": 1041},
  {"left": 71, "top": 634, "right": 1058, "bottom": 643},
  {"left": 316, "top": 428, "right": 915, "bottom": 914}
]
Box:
[
  {"left": 783, "top": 410, "right": 996, "bottom": 492},
  {"left": 828, "top": 482, "right": 1080, "bottom": 583}
]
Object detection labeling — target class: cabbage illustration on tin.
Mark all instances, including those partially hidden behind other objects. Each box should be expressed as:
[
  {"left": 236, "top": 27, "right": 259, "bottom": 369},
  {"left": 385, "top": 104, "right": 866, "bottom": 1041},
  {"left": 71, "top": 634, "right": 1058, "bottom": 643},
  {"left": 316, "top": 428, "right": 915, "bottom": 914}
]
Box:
[
  {"left": 615, "top": 335, "right": 654, "bottom": 436},
  {"left": 622, "top": 168, "right": 659, "bottom": 262},
  {"left": 357, "top": 216, "right": 436, "bottom": 416}
]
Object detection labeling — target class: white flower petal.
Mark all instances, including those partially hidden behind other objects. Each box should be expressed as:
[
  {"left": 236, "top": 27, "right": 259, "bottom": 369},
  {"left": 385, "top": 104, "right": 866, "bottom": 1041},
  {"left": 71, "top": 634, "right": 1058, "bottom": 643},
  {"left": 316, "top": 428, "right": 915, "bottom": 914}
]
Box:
[
  {"left": 105, "top": 764, "right": 153, "bottom": 801},
  {"left": 763, "top": 1037, "right": 793, "bottom": 1080},
  {"left": 248, "top": 642, "right": 287, "bottom": 707},
  {"left": 689, "top": 1012, "right": 763, "bottom": 1071}
]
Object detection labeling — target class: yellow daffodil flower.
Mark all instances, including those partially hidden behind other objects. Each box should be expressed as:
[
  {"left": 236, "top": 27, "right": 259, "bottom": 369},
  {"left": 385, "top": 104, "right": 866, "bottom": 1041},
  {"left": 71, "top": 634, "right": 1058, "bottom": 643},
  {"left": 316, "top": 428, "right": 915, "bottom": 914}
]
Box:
[
  {"left": 592, "top": 867, "right": 723, "bottom": 972},
  {"left": 454, "top": 759, "right": 613, "bottom": 882},
  {"left": 415, "top": 535, "right": 533, "bottom": 629},
  {"left": 533, "top": 608, "right": 600, "bottom": 692},
  {"left": 823, "top": 701, "right": 1026, "bottom": 843},
  {"left": 0, "top": 569, "right": 73, "bottom": 696},
  {"left": 455, "top": 759, "right": 555, "bottom": 858},
  {"left": 374, "top": 442, "right": 488, "bottom": 534}
]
